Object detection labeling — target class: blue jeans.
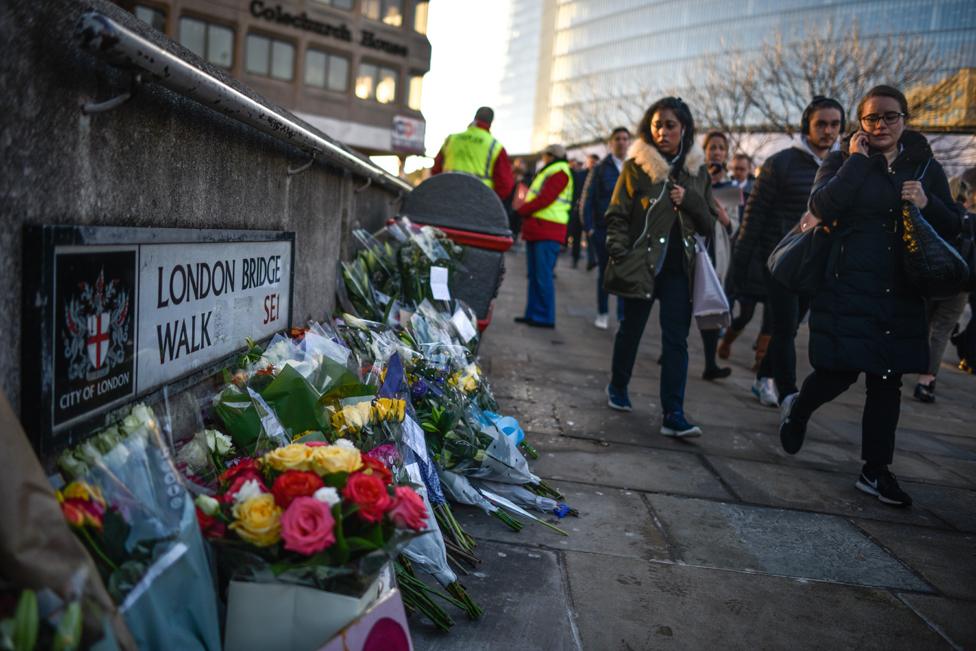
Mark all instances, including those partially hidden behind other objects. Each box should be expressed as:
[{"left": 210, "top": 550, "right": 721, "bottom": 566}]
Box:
[
  {"left": 591, "top": 229, "right": 624, "bottom": 318},
  {"left": 524, "top": 239, "right": 561, "bottom": 325},
  {"left": 610, "top": 268, "right": 692, "bottom": 416}
]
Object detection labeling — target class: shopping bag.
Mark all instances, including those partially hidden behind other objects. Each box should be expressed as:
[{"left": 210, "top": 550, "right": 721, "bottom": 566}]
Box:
[{"left": 692, "top": 236, "right": 731, "bottom": 330}]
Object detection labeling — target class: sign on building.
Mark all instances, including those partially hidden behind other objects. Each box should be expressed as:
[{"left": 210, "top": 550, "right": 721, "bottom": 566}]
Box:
[
  {"left": 23, "top": 226, "right": 295, "bottom": 455},
  {"left": 392, "top": 115, "right": 425, "bottom": 155}
]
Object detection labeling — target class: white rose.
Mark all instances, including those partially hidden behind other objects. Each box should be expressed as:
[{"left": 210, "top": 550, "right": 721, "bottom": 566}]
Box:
[
  {"left": 195, "top": 494, "right": 221, "bottom": 516},
  {"left": 234, "top": 478, "right": 265, "bottom": 504},
  {"left": 313, "top": 487, "right": 340, "bottom": 507},
  {"left": 176, "top": 437, "right": 209, "bottom": 471},
  {"left": 204, "top": 430, "right": 234, "bottom": 456},
  {"left": 334, "top": 438, "right": 356, "bottom": 450}
]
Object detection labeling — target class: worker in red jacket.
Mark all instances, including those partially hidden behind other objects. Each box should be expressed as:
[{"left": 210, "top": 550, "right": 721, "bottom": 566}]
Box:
[{"left": 514, "top": 144, "right": 573, "bottom": 328}]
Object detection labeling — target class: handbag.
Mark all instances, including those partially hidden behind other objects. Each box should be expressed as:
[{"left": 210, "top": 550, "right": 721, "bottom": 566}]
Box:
[
  {"left": 766, "top": 220, "right": 833, "bottom": 294},
  {"left": 901, "top": 203, "right": 970, "bottom": 297},
  {"left": 900, "top": 159, "right": 970, "bottom": 298},
  {"left": 692, "top": 236, "right": 731, "bottom": 330}
]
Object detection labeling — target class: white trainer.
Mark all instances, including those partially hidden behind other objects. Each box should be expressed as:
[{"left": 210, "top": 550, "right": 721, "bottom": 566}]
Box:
[
  {"left": 752, "top": 377, "right": 779, "bottom": 407},
  {"left": 594, "top": 313, "right": 609, "bottom": 330}
]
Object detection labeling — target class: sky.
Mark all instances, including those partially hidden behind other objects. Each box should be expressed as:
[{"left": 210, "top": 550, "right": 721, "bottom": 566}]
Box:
[{"left": 372, "top": 0, "right": 513, "bottom": 175}]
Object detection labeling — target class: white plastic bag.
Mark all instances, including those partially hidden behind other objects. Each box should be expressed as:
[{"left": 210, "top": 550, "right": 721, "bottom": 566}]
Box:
[{"left": 692, "top": 235, "right": 731, "bottom": 330}]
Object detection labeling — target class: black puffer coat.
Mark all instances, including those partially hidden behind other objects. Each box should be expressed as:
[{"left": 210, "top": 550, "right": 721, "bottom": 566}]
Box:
[
  {"left": 732, "top": 144, "right": 821, "bottom": 297},
  {"left": 808, "top": 130, "right": 963, "bottom": 375}
]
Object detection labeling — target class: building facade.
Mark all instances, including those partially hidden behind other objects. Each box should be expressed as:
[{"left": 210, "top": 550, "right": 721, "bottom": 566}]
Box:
[
  {"left": 501, "top": 0, "right": 976, "bottom": 152},
  {"left": 117, "top": 0, "right": 431, "bottom": 155}
]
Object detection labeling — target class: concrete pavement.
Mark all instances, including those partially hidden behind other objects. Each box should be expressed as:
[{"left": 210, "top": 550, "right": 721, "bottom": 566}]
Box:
[{"left": 412, "top": 246, "right": 976, "bottom": 650}]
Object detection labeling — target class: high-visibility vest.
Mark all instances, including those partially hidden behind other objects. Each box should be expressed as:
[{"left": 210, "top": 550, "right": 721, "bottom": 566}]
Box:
[
  {"left": 525, "top": 160, "right": 573, "bottom": 224},
  {"left": 441, "top": 125, "right": 502, "bottom": 189}
]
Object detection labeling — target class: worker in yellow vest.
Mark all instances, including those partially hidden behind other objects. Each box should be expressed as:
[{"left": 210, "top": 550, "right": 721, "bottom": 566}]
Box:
[
  {"left": 431, "top": 107, "right": 514, "bottom": 202},
  {"left": 513, "top": 144, "right": 573, "bottom": 328}
]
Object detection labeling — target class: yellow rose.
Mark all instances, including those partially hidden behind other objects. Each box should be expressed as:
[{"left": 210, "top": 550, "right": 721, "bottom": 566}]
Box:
[
  {"left": 230, "top": 494, "right": 281, "bottom": 547},
  {"left": 262, "top": 443, "right": 313, "bottom": 472},
  {"left": 310, "top": 445, "right": 363, "bottom": 475}
]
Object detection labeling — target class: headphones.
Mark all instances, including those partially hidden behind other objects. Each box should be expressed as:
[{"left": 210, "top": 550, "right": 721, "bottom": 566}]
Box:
[{"left": 801, "top": 96, "right": 846, "bottom": 134}]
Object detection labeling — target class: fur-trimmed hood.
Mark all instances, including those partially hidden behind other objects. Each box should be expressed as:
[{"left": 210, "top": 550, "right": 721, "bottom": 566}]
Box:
[{"left": 627, "top": 137, "right": 706, "bottom": 183}]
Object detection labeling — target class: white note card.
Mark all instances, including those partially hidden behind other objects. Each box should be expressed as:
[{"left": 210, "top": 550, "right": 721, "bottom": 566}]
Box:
[
  {"left": 430, "top": 266, "right": 451, "bottom": 300},
  {"left": 451, "top": 308, "right": 478, "bottom": 343}
]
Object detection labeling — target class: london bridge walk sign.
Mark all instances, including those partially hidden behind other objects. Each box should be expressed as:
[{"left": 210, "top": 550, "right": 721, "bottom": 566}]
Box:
[{"left": 22, "top": 226, "right": 295, "bottom": 456}]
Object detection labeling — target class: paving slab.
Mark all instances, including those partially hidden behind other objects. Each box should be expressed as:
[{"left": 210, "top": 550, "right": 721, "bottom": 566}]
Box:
[
  {"left": 456, "top": 481, "right": 671, "bottom": 561},
  {"left": 565, "top": 553, "right": 947, "bottom": 650},
  {"left": 706, "top": 456, "right": 946, "bottom": 528},
  {"left": 564, "top": 421, "right": 774, "bottom": 461},
  {"left": 411, "top": 541, "right": 579, "bottom": 651},
  {"left": 532, "top": 448, "right": 732, "bottom": 500},
  {"left": 854, "top": 519, "right": 976, "bottom": 599},
  {"left": 648, "top": 494, "right": 930, "bottom": 591},
  {"left": 902, "top": 482, "right": 976, "bottom": 532},
  {"left": 897, "top": 594, "right": 976, "bottom": 650}
]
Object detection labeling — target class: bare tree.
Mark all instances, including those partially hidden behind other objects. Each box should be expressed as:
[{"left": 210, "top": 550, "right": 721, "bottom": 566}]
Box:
[{"left": 556, "top": 76, "right": 655, "bottom": 146}]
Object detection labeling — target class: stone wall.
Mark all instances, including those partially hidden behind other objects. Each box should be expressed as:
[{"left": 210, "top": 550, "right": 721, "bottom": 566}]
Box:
[{"left": 0, "top": 0, "right": 402, "bottom": 415}]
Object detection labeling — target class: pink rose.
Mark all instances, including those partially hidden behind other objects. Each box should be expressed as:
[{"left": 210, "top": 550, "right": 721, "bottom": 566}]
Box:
[
  {"left": 388, "top": 486, "right": 427, "bottom": 530},
  {"left": 280, "top": 496, "right": 336, "bottom": 555}
]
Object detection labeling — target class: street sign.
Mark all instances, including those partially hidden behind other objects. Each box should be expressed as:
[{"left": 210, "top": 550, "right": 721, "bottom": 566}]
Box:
[{"left": 22, "top": 226, "right": 295, "bottom": 456}]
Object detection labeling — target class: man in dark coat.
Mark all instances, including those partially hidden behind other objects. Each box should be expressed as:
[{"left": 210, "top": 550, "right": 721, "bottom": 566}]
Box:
[
  {"left": 780, "top": 86, "right": 964, "bottom": 507},
  {"left": 581, "top": 127, "right": 631, "bottom": 329},
  {"left": 731, "top": 97, "right": 845, "bottom": 408}
]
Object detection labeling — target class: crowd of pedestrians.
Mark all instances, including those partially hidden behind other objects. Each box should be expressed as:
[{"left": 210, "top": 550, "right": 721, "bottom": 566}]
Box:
[{"left": 435, "top": 92, "right": 974, "bottom": 509}]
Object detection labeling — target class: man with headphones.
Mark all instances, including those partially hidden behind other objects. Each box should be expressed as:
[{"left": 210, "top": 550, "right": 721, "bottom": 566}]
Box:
[{"left": 730, "top": 96, "right": 845, "bottom": 409}]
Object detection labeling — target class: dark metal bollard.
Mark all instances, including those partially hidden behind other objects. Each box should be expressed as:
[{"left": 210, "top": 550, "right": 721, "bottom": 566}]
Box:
[{"left": 400, "top": 173, "right": 513, "bottom": 331}]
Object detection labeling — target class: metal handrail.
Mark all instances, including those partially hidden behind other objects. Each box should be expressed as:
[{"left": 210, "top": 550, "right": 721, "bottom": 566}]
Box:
[{"left": 76, "top": 11, "right": 413, "bottom": 194}]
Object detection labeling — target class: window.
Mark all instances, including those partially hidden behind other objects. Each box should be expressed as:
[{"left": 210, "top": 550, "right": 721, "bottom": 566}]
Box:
[
  {"left": 355, "top": 63, "right": 397, "bottom": 104},
  {"left": 407, "top": 73, "right": 423, "bottom": 110},
  {"left": 413, "top": 0, "right": 429, "bottom": 34},
  {"left": 178, "top": 17, "right": 233, "bottom": 68},
  {"left": 134, "top": 5, "right": 166, "bottom": 33},
  {"left": 304, "top": 49, "right": 349, "bottom": 92},
  {"left": 362, "top": 0, "right": 402, "bottom": 27},
  {"left": 245, "top": 34, "right": 294, "bottom": 81},
  {"left": 311, "top": 0, "right": 353, "bottom": 8}
]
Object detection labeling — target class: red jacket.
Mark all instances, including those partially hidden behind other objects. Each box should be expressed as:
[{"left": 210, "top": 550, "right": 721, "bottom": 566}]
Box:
[
  {"left": 518, "top": 167, "right": 570, "bottom": 243},
  {"left": 431, "top": 121, "right": 515, "bottom": 201}
]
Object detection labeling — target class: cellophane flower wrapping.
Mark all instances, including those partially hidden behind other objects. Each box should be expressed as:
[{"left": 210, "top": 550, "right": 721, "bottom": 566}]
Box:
[{"left": 56, "top": 404, "right": 222, "bottom": 651}]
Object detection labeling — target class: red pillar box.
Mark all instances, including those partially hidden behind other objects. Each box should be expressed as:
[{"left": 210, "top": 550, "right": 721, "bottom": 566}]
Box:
[{"left": 399, "top": 173, "right": 513, "bottom": 332}]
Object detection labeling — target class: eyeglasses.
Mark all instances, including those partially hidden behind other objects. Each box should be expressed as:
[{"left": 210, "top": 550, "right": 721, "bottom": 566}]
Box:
[{"left": 859, "top": 112, "right": 905, "bottom": 128}]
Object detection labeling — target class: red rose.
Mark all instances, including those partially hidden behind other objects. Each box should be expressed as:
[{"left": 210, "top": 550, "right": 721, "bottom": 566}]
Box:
[
  {"left": 196, "top": 506, "right": 226, "bottom": 539},
  {"left": 220, "top": 458, "right": 261, "bottom": 485},
  {"left": 343, "top": 473, "right": 393, "bottom": 523},
  {"left": 359, "top": 456, "right": 394, "bottom": 485},
  {"left": 388, "top": 486, "right": 427, "bottom": 530},
  {"left": 272, "top": 470, "right": 325, "bottom": 509},
  {"left": 222, "top": 472, "right": 267, "bottom": 504}
]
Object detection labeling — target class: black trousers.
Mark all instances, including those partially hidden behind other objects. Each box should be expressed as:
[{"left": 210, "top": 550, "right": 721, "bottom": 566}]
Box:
[
  {"left": 792, "top": 369, "right": 901, "bottom": 466},
  {"left": 757, "top": 269, "right": 809, "bottom": 396},
  {"left": 730, "top": 295, "right": 770, "bottom": 334}
]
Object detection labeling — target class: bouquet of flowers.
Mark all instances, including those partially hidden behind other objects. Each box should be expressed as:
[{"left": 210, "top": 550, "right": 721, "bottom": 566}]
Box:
[
  {"left": 54, "top": 404, "right": 222, "bottom": 651},
  {"left": 198, "top": 440, "right": 426, "bottom": 586}
]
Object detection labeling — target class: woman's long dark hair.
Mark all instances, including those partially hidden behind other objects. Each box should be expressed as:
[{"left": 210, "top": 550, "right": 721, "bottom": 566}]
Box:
[{"left": 638, "top": 97, "right": 696, "bottom": 175}]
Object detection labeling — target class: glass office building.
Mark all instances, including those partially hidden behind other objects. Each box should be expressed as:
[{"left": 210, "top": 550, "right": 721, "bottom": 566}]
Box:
[{"left": 500, "top": 0, "right": 976, "bottom": 151}]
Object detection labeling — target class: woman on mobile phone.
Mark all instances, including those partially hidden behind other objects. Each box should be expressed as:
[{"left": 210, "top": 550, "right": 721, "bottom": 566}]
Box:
[
  {"left": 603, "top": 97, "right": 717, "bottom": 437},
  {"left": 779, "top": 85, "right": 963, "bottom": 507}
]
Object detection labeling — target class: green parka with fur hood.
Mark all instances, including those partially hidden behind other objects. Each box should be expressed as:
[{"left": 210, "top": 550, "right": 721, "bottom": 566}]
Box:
[{"left": 604, "top": 138, "right": 718, "bottom": 300}]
